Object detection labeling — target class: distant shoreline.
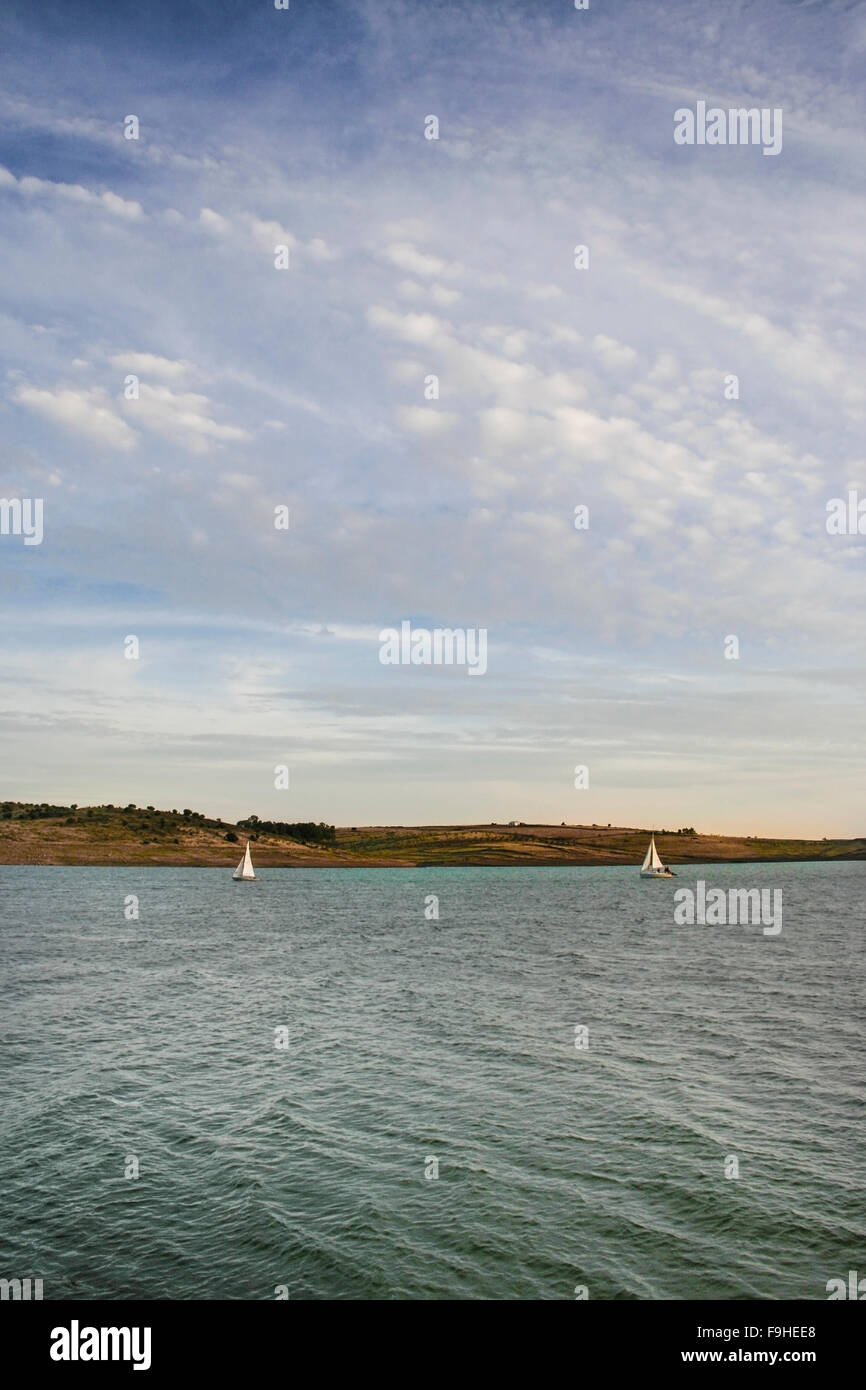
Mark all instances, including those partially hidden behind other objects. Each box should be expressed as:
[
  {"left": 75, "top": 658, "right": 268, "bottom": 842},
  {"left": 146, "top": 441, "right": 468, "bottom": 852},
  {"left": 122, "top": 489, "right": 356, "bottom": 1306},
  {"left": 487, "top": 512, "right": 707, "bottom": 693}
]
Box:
[
  {"left": 1, "top": 856, "right": 863, "bottom": 870},
  {"left": 1, "top": 803, "right": 863, "bottom": 868}
]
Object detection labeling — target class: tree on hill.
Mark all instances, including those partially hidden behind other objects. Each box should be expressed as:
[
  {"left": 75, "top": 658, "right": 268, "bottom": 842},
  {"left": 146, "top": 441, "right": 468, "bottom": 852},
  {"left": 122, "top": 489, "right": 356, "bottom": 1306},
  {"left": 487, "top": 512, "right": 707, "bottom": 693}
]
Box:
[{"left": 237, "top": 816, "right": 335, "bottom": 844}]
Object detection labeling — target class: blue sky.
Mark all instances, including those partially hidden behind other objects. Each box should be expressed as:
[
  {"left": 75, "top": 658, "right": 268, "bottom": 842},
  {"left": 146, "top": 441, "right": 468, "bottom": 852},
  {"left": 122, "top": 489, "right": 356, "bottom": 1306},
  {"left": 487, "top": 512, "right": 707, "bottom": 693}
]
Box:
[{"left": 0, "top": 0, "right": 863, "bottom": 835}]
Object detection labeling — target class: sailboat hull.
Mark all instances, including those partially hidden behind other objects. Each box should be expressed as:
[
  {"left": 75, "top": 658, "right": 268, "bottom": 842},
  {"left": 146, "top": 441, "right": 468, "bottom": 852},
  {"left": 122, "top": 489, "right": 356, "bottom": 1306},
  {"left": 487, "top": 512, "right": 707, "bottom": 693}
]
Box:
[{"left": 640, "top": 869, "right": 675, "bottom": 878}]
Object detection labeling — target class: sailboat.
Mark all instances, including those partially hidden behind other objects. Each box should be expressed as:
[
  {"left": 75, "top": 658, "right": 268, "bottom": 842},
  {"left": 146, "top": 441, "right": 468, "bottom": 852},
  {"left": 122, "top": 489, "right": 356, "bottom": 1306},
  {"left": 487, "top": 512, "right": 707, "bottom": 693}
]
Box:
[
  {"left": 640, "top": 834, "right": 675, "bottom": 878},
  {"left": 232, "top": 841, "right": 256, "bottom": 881}
]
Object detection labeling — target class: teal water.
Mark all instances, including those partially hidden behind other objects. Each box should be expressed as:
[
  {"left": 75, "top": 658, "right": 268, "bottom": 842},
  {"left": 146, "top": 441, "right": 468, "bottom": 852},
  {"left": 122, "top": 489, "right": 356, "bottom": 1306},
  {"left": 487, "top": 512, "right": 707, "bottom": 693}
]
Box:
[{"left": 0, "top": 862, "right": 863, "bottom": 1300}]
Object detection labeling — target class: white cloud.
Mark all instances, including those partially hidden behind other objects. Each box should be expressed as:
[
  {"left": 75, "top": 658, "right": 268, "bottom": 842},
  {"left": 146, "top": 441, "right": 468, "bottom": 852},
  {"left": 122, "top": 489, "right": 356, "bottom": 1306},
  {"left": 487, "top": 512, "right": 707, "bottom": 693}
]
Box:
[
  {"left": 13, "top": 384, "right": 137, "bottom": 450},
  {"left": 368, "top": 305, "right": 446, "bottom": 344},
  {"left": 0, "top": 164, "right": 142, "bottom": 219},
  {"left": 109, "top": 352, "right": 191, "bottom": 380},
  {"left": 593, "top": 334, "right": 638, "bottom": 369},
  {"left": 247, "top": 216, "right": 296, "bottom": 252},
  {"left": 527, "top": 283, "right": 563, "bottom": 301},
  {"left": 218, "top": 471, "right": 257, "bottom": 489},
  {"left": 397, "top": 406, "right": 458, "bottom": 435},
  {"left": 199, "top": 207, "right": 230, "bottom": 235},
  {"left": 384, "top": 242, "right": 462, "bottom": 279},
  {"left": 431, "top": 284, "right": 461, "bottom": 306},
  {"left": 196, "top": 208, "right": 332, "bottom": 262},
  {"left": 306, "top": 237, "right": 335, "bottom": 261},
  {"left": 122, "top": 384, "right": 249, "bottom": 453},
  {"left": 657, "top": 278, "right": 866, "bottom": 412}
]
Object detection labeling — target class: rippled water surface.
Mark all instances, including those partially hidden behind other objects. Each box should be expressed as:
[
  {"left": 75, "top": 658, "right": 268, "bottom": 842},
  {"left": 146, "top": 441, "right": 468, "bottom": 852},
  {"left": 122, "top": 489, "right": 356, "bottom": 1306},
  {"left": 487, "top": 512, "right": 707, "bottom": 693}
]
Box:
[{"left": 1, "top": 863, "right": 863, "bottom": 1300}]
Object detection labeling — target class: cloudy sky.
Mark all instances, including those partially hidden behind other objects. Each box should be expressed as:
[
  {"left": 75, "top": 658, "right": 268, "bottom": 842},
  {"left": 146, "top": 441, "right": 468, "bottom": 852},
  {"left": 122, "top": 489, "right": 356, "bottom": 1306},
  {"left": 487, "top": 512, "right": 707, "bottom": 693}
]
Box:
[{"left": 0, "top": 0, "right": 863, "bottom": 835}]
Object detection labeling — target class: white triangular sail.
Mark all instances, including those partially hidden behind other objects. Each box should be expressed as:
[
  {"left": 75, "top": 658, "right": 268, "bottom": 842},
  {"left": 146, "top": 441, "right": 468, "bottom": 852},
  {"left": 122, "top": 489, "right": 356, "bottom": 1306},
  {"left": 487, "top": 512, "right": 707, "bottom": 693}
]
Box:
[
  {"left": 232, "top": 841, "right": 256, "bottom": 880},
  {"left": 641, "top": 835, "right": 664, "bottom": 873}
]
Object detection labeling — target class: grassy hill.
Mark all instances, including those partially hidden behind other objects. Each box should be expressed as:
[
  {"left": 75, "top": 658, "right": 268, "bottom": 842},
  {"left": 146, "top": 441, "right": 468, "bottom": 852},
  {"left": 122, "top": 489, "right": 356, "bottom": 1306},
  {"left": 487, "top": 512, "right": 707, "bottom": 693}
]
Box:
[
  {"left": 0, "top": 802, "right": 863, "bottom": 867},
  {"left": 0, "top": 802, "right": 349, "bottom": 866}
]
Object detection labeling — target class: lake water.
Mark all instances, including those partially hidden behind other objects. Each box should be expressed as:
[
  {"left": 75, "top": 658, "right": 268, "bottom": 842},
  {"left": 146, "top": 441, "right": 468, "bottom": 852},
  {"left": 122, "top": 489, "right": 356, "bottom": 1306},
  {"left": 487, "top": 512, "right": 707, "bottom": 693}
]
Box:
[{"left": 0, "top": 862, "right": 863, "bottom": 1300}]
